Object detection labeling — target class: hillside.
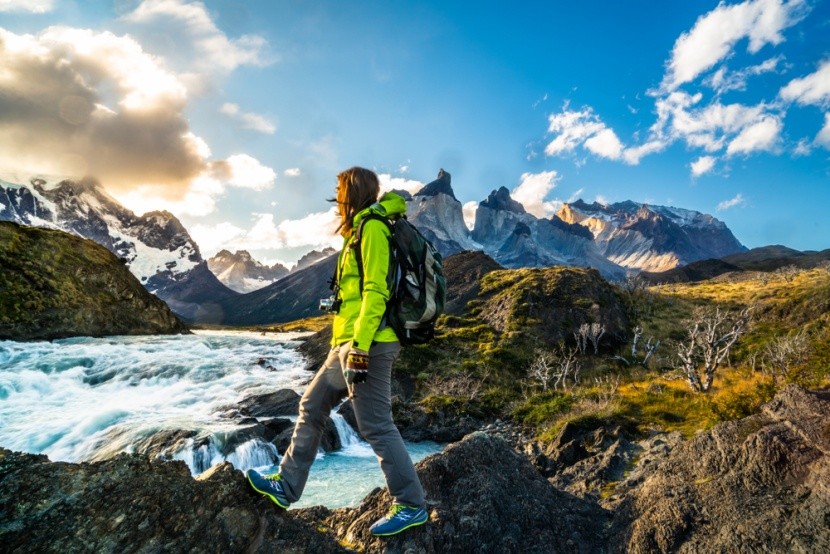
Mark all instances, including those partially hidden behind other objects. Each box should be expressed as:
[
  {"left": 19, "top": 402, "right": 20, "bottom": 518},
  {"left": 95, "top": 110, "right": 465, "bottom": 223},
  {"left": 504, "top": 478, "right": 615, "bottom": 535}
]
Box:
[{"left": 0, "top": 221, "right": 188, "bottom": 340}]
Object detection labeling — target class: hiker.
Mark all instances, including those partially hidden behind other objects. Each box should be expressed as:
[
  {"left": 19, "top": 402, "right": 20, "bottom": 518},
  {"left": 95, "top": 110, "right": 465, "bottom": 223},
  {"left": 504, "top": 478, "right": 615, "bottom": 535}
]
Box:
[{"left": 246, "top": 166, "right": 428, "bottom": 537}]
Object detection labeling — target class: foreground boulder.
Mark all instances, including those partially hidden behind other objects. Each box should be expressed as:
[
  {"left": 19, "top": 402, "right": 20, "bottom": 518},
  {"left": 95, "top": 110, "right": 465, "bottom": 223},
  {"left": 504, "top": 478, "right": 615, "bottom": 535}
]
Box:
[
  {"left": 0, "top": 450, "right": 345, "bottom": 553},
  {"left": 609, "top": 385, "right": 830, "bottom": 552},
  {"left": 1, "top": 386, "right": 828, "bottom": 553},
  {"left": 298, "top": 433, "right": 610, "bottom": 553}
]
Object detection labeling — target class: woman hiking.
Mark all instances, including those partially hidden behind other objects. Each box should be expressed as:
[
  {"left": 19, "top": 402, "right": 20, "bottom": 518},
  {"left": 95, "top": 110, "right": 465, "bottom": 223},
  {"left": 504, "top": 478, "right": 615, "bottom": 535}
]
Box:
[{"left": 245, "top": 166, "right": 428, "bottom": 537}]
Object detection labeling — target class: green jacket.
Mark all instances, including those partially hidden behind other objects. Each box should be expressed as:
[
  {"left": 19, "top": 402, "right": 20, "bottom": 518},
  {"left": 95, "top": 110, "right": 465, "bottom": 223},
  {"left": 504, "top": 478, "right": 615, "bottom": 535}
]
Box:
[{"left": 331, "top": 192, "right": 406, "bottom": 349}]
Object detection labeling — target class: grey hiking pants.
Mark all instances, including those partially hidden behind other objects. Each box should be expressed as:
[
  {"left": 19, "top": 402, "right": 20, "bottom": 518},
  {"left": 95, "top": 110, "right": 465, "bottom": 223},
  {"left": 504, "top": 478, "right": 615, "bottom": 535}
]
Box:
[{"left": 278, "top": 341, "right": 426, "bottom": 508}]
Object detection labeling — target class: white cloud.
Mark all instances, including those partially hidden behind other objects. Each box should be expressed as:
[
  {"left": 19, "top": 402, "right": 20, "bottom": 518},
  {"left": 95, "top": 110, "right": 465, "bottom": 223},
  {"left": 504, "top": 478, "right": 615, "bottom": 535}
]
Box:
[
  {"left": 123, "top": 0, "right": 269, "bottom": 77},
  {"left": 567, "top": 188, "right": 585, "bottom": 203},
  {"left": 691, "top": 155, "right": 717, "bottom": 176},
  {"left": 190, "top": 208, "right": 342, "bottom": 258},
  {"left": 224, "top": 154, "right": 276, "bottom": 190},
  {"left": 378, "top": 173, "right": 424, "bottom": 196},
  {"left": 0, "top": 0, "right": 53, "bottom": 13},
  {"left": 780, "top": 59, "right": 830, "bottom": 107},
  {"left": 726, "top": 116, "right": 781, "bottom": 155},
  {"left": 793, "top": 138, "right": 813, "bottom": 156},
  {"left": 220, "top": 102, "right": 276, "bottom": 134},
  {"left": 284, "top": 168, "right": 302, "bottom": 177},
  {"left": 398, "top": 163, "right": 410, "bottom": 174},
  {"left": 584, "top": 128, "right": 624, "bottom": 160},
  {"left": 717, "top": 193, "right": 746, "bottom": 211},
  {"left": 662, "top": 0, "right": 807, "bottom": 91},
  {"left": 462, "top": 201, "right": 478, "bottom": 231},
  {"left": 817, "top": 113, "right": 830, "bottom": 149},
  {"left": 706, "top": 56, "right": 783, "bottom": 94},
  {"left": 622, "top": 140, "right": 669, "bottom": 165},
  {"left": 545, "top": 108, "right": 606, "bottom": 156},
  {"left": 511, "top": 171, "right": 561, "bottom": 218},
  {"left": 595, "top": 195, "right": 610, "bottom": 207}
]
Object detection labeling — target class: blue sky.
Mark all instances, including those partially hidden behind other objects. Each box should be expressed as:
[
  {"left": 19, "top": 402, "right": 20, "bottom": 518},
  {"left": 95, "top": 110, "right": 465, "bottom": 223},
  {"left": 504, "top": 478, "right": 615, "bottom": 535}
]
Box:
[{"left": 1, "top": 0, "right": 828, "bottom": 266}]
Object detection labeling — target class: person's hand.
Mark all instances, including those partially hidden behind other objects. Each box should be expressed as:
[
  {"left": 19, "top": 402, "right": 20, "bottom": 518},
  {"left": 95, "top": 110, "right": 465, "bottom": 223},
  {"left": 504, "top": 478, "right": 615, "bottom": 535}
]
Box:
[{"left": 344, "top": 348, "right": 369, "bottom": 385}]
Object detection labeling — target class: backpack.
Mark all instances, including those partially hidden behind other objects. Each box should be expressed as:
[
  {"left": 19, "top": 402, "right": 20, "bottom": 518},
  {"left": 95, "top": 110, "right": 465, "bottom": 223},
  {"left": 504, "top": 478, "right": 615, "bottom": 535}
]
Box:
[{"left": 353, "top": 214, "right": 446, "bottom": 345}]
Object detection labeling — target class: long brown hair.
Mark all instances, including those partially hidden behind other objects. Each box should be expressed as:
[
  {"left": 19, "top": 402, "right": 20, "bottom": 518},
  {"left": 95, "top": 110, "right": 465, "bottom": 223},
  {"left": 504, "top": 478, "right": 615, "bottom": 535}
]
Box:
[{"left": 333, "top": 166, "right": 380, "bottom": 237}]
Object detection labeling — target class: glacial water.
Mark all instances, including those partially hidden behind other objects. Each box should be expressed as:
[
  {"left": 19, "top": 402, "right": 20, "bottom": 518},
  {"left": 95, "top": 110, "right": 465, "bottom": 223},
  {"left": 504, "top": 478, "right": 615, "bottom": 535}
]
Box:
[{"left": 0, "top": 331, "right": 441, "bottom": 509}]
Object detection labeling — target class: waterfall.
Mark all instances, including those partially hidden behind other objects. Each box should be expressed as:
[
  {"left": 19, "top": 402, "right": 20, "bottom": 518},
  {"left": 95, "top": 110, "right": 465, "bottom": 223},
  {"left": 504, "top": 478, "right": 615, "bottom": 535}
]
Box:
[
  {"left": 330, "top": 410, "right": 374, "bottom": 457},
  {"left": 172, "top": 437, "right": 279, "bottom": 475}
]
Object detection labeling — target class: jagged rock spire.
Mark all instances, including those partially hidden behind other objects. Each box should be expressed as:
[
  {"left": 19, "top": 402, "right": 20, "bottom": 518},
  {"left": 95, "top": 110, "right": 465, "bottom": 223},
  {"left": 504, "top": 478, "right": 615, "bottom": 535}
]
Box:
[{"left": 415, "top": 168, "right": 456, "bottom": 199}]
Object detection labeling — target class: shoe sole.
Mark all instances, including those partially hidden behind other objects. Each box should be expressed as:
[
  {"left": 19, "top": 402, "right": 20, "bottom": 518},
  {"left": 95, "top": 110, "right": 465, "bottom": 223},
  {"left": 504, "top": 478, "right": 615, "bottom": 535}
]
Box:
[
  {"left": 370, "top": 513, "right": 429, "bottom": 537},
  {"left": 246, "top": 473, "right": 289, "bottom": 509}
]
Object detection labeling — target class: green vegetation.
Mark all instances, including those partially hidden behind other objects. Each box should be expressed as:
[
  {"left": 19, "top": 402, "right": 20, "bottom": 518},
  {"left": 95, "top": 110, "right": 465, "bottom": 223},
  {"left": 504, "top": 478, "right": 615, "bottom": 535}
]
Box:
[
  {"left": 0, "top": 221, "right": 184, "bottom": 340},
  {"left": 396, "top": 264, "right": 830, "bottom": 444}
]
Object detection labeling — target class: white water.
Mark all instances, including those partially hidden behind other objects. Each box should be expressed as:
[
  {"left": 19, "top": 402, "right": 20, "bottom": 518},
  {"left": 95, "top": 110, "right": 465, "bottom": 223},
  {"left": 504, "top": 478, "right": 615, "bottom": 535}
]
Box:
[{"left": 0, "top": 331, "right": 440, "bottom": 508}]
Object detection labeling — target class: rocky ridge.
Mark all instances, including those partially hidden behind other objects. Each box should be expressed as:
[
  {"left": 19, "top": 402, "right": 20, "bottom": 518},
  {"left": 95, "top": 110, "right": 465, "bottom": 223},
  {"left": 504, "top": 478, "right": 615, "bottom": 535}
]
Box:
[
  {"left": 0, "top": 175, "right": 236, "bottom": 322},
  {"left": 1, "top": 386, "right": 826, "bottom": 553},
  {"left": 0, "top": 221, "right": 187, "bottom": 340}
]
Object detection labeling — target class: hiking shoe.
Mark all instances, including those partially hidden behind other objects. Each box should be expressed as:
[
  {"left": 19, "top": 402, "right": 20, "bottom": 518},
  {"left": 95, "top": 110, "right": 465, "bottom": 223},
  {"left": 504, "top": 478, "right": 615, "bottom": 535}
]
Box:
[
  {"left": 246, "top": 469, "right": 290, "bottom": 509},
  {"left": 369, "top": 504, "right": 428, "bottom": 536}
]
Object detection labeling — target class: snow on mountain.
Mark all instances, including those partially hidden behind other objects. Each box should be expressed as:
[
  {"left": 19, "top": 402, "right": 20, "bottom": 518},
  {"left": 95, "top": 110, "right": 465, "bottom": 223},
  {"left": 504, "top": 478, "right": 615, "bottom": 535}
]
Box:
[
  {"left": 0, "top": 175, "right": 236, "bottom": 321},
  {"left": 206, "top": 250, "right": 288, "bottom": 294},
  {"left": 557, "top": 200, "right": 746, "bottom": 272}
]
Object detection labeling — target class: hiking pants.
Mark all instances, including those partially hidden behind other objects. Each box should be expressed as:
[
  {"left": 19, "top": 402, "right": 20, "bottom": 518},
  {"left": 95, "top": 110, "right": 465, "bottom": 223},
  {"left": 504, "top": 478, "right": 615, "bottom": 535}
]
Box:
[{"left": 278, "top": 341, "right": 426, "bottom": 509}]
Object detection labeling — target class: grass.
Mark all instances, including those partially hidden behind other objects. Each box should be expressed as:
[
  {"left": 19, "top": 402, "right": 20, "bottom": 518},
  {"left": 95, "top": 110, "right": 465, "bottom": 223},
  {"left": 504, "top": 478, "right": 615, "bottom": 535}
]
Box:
[{"left": 413, "top": 266, "right": 830, "bottom": 445}]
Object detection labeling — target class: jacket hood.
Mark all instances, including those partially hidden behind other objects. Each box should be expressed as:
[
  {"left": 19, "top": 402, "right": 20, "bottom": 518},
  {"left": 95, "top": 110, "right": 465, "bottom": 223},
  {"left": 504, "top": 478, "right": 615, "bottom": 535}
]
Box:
[{"left": 353, "top": 191, "right": 407, "bottom": 227}]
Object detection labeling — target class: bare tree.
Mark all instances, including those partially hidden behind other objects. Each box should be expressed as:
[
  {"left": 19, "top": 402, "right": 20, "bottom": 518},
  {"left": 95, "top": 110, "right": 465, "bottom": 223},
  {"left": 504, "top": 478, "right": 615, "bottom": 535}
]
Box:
[
  {"left": 759, "top": 330, "right": 811, "bottom": 383},
  {"left": 592, "top": 374, "right": 620, "bottom": 408},
  {"left": 527, "top": 345, "right": 582, "bottom": 392},
  {"left": 676, "top": 306, "right": 751, "bottom": 392},
  {"left": 624, "top": 325, "right": 660, "bottom": 367},
  {"left": 575, "top": 322, "right": 606, "bottom": 355}
]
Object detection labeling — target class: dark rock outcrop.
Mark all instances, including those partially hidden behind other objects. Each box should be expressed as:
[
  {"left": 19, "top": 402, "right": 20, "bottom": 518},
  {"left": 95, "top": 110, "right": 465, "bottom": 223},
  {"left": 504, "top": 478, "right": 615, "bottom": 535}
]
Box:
[
  {"left": 0, "top": 449, "right": 346, "bottom": 553},
  {"left": 610, "top": 385, "right": 830, "bottom": 552},
  {"left": 476, "top": 266, "right": 631, "bottom": 351},
  {"left": 237, "top": 389, "right": 341, "bottom": 453},
  {"left": 239, "top": 389, "right": 302, "bottom": 417},
  {"left": 0, "top": 387, "right": 828, "bottom": 552},
  {"left": 0, "top": 221, "right": 188, "bottom": 341},
  {"left": 300, "top": 432, "right": 610, "bottom": 553},
  {"left": 442, "top": 250, "right": 503, "bottom": 315}
]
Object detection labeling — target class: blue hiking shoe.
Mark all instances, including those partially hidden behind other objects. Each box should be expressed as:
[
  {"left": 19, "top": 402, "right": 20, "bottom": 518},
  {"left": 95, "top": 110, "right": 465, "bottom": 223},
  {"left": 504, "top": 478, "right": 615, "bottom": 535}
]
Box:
[
  {"left": 369, "top": 504, "right": 428, "bottom": 536},
  {"left": 246, "top": 469, "right": 290, "bottom": 509}
]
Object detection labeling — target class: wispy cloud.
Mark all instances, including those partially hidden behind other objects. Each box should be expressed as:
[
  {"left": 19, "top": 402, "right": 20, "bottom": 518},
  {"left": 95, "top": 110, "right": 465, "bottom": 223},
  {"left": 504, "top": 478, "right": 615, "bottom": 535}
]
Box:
[
  {"left": 542, "top": 0, "right": 810, "bottom": 170},
  {"left": 511, "top": 171, "right": 561, "bottom": 218},
  {"left": 706, "top": 56, "right": 784, "bottom": 95},
  {"left": 220, "top": 103, "right": 276, "bottom": 134},
  {"left": 189, "top": 208, "right": 342, "bottom": 258},
  {"left": 691, "top": 155, "right": 716, "bottom": 176},
  {"left": 725, "top": 116, "right": 781, "bottom": 156},
  {"left": 0, "top": 0, "right": 53, "bottom": 13},
  {"left": 378, "top": 174, "right": 424, "bottom": 196},
  {"left": 780, "top": 58, "right": 830, "bottom": 107},
  {"left": 462, "top": 201, "right": 478, "bottom": 231},
  {"left": 717, "top": 193, "right": 746, "bottom": 211},
  {"left": 123, "top": 0, "right": 271, "bottom": 78},
  {"left": 284, "top": 168, "right": 302, "bottom": 177},
  {"left": 817, "top": 113, "right": 830, "bottom": 148},
  {"left": 661, "top": 0, "right": 807, "bottom": 92}
]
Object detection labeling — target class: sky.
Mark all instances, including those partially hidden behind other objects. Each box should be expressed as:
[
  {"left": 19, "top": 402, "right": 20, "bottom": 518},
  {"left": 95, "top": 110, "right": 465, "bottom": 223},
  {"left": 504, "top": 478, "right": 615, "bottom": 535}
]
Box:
[{"left": 1, "top": 0, "right": 829, "bottom": 267}]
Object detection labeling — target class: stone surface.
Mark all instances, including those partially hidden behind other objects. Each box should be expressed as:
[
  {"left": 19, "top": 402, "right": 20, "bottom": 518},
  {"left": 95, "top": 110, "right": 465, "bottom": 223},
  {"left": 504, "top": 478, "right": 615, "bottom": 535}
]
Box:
[{"left": 0, "top": 221, "right": 188, "bottom": 341}]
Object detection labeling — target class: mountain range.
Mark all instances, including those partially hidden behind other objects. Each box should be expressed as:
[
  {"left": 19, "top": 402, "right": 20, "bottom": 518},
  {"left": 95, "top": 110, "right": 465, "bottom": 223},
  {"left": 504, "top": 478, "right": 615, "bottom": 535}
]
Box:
[
  {"left": 1, "top": 170, "right": 747, "bottom": 323},
  {"left": 0, "top": 176, "right": 236, "bottom": 322}
]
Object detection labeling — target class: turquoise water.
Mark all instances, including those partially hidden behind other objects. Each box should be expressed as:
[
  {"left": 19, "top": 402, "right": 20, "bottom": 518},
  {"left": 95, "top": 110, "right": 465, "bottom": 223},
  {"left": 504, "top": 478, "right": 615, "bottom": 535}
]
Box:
[{"left": 0, "top": 331, "right": 441, "bottom": 508}]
